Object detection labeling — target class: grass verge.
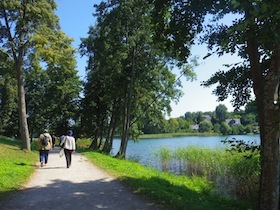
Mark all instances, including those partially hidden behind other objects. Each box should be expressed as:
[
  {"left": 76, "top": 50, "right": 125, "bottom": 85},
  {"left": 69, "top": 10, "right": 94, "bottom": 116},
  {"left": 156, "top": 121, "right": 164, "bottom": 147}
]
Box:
[
  {"left": 0, "top": 136, "right": 38, "bottom": 201},
  {"left": 79, "top": 149, "right": 253, "bottom": 210}
]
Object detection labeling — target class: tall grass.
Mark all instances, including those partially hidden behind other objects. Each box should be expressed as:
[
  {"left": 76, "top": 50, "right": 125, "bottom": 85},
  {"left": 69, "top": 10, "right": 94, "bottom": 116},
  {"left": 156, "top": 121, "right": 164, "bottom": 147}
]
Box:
[
  {"left": 0, "top": 136, "right": 38, "bottom": 200},
  {"left": 155, "top": 145, "right": 260, "bottom": 202}
]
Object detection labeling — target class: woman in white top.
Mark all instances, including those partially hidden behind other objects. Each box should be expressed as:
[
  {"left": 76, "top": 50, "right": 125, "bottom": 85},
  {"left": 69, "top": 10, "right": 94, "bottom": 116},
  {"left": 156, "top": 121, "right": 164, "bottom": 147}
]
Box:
[{"left": 60, "top": 130, "right": 76, "bottom": 168}]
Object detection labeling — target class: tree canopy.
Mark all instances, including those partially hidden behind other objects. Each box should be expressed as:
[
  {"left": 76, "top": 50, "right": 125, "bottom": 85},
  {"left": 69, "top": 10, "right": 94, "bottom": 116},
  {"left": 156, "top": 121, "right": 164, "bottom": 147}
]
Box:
[
  {"left": 0, "top": 0, "right": 81, "bottom": 147},
  {"left": 80, "top": 0, "right": 190, "bottom": 157}
]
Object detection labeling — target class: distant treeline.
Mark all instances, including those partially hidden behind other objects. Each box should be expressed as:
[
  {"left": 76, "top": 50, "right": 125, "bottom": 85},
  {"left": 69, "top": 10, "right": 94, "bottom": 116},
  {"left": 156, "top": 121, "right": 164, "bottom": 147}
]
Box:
[{"left": 142, "top": 103, "right": 259, "bottom": 135}]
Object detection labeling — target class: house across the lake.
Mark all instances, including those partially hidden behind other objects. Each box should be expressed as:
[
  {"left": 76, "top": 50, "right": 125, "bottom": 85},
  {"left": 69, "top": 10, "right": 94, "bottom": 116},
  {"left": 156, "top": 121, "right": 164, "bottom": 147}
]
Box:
[
  {"left": 189, "top": 117, "right": 242, "bottom": 131},
  {"left": 189, "top": 124, "right": 199, "bottom": 131},
  {"left": 226, "top": 118, "right": 241, "bottom": 126}
]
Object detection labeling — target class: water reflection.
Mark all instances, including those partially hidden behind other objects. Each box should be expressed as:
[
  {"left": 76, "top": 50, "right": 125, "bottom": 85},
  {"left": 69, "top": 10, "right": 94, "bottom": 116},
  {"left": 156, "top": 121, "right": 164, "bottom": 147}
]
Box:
[{"left": 112, "top": 135, "right": 260, "bottom": 168}]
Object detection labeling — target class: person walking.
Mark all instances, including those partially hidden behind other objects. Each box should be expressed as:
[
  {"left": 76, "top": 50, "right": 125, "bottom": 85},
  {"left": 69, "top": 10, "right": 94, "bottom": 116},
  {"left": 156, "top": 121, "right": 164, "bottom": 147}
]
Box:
[
  {"left": 37, "top": 129, "right": 52, "bottom": 167},
  {"left": 60, "top": 130, "right": 76, "bottom": 168},
  {"left": 51, "top": 134, "right": 56, "bottom": 148}
]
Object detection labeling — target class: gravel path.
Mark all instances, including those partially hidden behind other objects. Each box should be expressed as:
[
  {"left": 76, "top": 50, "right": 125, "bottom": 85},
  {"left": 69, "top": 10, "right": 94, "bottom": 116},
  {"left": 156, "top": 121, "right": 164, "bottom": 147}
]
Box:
[{"left": 0, "top": 147, "right": 162, "bottom": 210}]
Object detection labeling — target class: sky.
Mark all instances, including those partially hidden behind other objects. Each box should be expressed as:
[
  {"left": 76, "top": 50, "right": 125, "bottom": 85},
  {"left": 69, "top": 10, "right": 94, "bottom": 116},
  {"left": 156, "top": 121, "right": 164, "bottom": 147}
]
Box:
[{"left": 55, "top": 0, "right": 240, "bottom": 118}]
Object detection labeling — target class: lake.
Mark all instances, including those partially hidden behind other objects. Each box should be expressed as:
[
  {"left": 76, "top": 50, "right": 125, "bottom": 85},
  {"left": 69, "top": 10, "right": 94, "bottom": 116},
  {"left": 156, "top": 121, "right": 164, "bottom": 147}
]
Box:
[{"left": 112, "top": 134, "right": 260, "bottom": 168}]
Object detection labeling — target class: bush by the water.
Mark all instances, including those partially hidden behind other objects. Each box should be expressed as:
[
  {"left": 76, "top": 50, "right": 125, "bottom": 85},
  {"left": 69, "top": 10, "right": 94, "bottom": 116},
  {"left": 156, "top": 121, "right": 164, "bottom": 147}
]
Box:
[{"left": 155, "top": 139, "right": 260, "bottom": 201}]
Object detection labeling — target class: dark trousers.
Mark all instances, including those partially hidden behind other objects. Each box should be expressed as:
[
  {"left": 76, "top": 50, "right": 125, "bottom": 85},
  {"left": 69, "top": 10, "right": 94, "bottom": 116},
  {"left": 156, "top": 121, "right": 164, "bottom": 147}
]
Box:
[
  {"left": 64, "top": 149, "right": 73, "bottom": 168},
  {"left": 39, "top": 150, "right": 49, "bottom": 164}
]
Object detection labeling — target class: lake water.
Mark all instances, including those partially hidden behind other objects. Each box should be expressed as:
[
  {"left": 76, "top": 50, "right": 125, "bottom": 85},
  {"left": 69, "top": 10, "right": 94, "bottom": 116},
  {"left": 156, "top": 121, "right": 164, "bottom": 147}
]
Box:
[{"left": 112, "top": 134, "right": 260, "bottom": 168}]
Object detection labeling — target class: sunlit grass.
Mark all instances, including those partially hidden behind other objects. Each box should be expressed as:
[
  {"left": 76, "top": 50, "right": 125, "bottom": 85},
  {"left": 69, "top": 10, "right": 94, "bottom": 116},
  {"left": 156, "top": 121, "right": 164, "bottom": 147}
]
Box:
[
  {"left": 79, "top": 148, "right": 254, "bottom": 210},
  {"left": 0, "top": 136, "right": 38, "bottom": 200}
]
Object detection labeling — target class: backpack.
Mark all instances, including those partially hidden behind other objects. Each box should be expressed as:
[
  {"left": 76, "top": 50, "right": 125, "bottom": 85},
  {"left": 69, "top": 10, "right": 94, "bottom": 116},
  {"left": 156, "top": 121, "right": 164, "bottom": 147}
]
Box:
[{"left": 41, "top": 134, "right": 49, "bottom": 146}]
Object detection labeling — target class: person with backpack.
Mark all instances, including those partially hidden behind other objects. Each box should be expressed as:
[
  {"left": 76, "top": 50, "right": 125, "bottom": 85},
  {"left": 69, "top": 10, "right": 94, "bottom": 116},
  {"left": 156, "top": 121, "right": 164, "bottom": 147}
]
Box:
[
  {"left": 60, "top": 130, "right": 76, "bottom": 168},
  {"left": 37, "top": 129, "right": 52, "bottom": 167}
]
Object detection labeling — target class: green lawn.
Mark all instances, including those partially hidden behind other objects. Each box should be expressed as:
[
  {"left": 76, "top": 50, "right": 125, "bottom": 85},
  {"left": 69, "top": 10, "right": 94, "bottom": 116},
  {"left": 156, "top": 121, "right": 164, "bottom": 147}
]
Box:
[{"left": 0, "top": 136, "right": 38, "bottom": 200}]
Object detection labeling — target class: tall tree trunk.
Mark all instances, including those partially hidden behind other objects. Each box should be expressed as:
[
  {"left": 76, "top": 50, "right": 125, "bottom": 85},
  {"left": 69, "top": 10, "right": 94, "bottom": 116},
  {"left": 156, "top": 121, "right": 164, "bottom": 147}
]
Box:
[
  {"left": 257, "top": 47, "right": 280, "bottom": 210},
  {"left": 16, "top": 60, "right": 30, "bottom": 150},
  {"left": 117, "top": 49, "right": 136, "bottom": 158},
  {"left": 97, "top": 122, "right": 104, "bottom": 149},
  {"left": 117, "top": 98, "right": 130, "bottom": 158},
  {"left": 90, "top": 130, "right": 98, "bottom": 150},
  {"left": 247, "top": 14, "right": 280, "bottom": 208},
  {"left": 89, "top": 99, "right": 102, "bottom": 150},
  {"left": 103, "top": 101, "right": 118, "bottom": 153}
]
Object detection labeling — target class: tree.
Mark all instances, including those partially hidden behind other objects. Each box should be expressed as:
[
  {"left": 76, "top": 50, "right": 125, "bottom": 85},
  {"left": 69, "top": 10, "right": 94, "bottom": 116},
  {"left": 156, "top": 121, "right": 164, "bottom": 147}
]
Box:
[
  {"left": 220, "top": 122, "right": 231, "bottom": 135},
  {"left": 199, "top": 121, "right": 213, "bottom": 133},
  {"left": 245, "top": 125, "right": 253, "bottom": 134},
  {"left": 231, "top": 125, "right": 239, "bottom": 135},
  {"left": 26, "top": 31, "right": 82, "bottom": 137},
  {"left": 150, "top": 1, "right": 280, "bottom": 208},
  {"left": 213, "top": 123, "right": 221, "bottom": 134},
  {"left": 201, "top": 2, "right": 280, "bottom": 208},
  {"left": 167, "top": 118, "right": 179, "bottom": 133},
  {"left": 0, "top": 51, "right": 18, "bottom": 136},
  {"left": 215, "top": 104, "right": 228, "bottom": 123},
  {"left": 241, "top": 113, "right": 256, "bottom": 126},
  {"left": 184, "top": 111, "right": 204, "bottom": 124},
  {"left": 81, "top": 0, "right": 184, "bottom": 157},
  {"left": 0, "top": 0, "right": 59, "bottom": 150}
]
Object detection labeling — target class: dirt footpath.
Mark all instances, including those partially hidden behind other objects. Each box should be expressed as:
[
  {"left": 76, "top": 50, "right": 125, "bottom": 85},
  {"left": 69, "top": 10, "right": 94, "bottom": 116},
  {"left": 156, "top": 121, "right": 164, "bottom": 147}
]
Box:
[{"left": 0, "top": 147, "right": 162, "bottom": 210}]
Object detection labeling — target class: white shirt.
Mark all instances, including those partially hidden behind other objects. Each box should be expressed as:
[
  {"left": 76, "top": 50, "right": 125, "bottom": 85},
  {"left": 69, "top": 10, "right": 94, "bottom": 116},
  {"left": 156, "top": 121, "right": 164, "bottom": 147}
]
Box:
[{"left": 61, "top": 135, "right": 76, "bottom": 150}]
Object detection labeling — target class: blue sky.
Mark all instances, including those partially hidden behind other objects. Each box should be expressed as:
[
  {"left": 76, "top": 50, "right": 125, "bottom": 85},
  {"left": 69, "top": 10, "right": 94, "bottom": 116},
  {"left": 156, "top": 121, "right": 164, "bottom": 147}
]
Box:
[{"left": 56, "top": 0, "right": 239, "bottom": 118}]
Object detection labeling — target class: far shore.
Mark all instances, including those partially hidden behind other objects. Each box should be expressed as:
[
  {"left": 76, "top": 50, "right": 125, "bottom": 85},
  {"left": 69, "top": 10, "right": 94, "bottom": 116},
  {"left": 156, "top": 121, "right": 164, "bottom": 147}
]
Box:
[{"left": 138, "top": 132, "right": 258, "bottom": 139}]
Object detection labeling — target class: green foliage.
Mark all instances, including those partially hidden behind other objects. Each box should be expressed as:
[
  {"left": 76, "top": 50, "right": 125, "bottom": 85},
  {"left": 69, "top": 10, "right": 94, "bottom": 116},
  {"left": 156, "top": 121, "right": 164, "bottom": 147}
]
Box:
[
  {"left": 199, "top": 121, "right": 213, "bottom": 133},
  {"left": 202, "top": 66, "right": 253, "bottom": 108},
  {"left": 231, "top": 126, "right": 240, "bottom": 135},
  {"left": 245, "top": 125, "right": 253, "bottom": 134},
  {"left": 0, "top": 76, "right": 18, "bottom": 136},
  {"left": 220, "top": 122, "right": 231, "bottom": 135},
  {"left": 241, "top": 114, "right": 257, "bottom": 126},
  {"left": 0, "top": 47, "right": 18, "bottom": 136},
  {"left": 185, "top": 112, "right": 204, "bottom": 124},
  {"left": 141, "top": 103, "right": 258, "bottom": 135},
  {"left": 80, "top": 0, "right": 185, "bottom": 153},
  {"left": 215, "top": 104, "right": 228, "bottom": 124},
  {"left": 166, "top": 118, "right": 180, "bottom": 133},
  {"left": 213, "top": 123, "right": 221, "bottom": 134},
  {"left": 27, "top": 29, "right": 82, "bottom": 136},
  {"left": 0, "top": 1, "right": 82, "bottom": 138},
  {"left": 0, "top": 0, "right": 74, "bottom": 150}
]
